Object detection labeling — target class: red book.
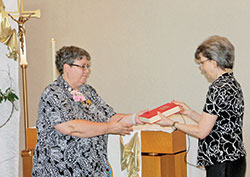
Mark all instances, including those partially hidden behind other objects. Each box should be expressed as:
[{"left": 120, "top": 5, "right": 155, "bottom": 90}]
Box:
[{"left": 139, "top": 102, "right": 180, "bottom": 123}]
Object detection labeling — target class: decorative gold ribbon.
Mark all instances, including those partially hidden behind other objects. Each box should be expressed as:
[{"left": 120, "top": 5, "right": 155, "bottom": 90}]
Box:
[
  {"left": 120, "top": 132, "right": 140, "bottom": 177},
  {"left": 0, "top": 0, "right": 19, "bottom": 60}
]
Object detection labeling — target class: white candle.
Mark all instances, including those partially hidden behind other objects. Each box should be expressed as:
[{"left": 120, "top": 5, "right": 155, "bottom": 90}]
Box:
[
  {"left": 20, "top": 35, "right": 28, "bottom": 65},
  {"left": 20, "top": 52, "right": 27, "bottom": 65},
  {"left": 51, "top": 38, "right": 56, "bottom": 80}
]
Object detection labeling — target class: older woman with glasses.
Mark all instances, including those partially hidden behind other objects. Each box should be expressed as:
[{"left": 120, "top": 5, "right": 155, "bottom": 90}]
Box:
[
  {"left": 156, "top": 35, "right": 246, "bottom": 177},
  {"left": 32, "top": 46, "right": 144, "bottom": 177}
]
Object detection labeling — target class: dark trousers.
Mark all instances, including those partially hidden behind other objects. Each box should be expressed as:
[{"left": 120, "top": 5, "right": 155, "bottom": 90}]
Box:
[{"left": 205, "top": 156, "right": 246, "bottom": 177}]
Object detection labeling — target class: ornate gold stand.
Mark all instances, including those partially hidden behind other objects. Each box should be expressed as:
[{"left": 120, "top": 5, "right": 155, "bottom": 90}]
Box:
[{"left": 21, "top": 64, "right": 29, "bottom": 149}]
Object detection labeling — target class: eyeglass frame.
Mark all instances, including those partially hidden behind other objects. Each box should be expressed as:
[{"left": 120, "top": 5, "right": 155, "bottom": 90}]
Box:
[
  {"left": 197, "top": 59, "right": 210, "bottom": 67},
  {"left": 69, "top": 63, "right": 91, "bottom": 70}
]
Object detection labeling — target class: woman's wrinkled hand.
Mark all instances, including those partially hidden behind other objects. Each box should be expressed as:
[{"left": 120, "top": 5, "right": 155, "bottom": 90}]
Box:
[
  {"left": 135, "top": 109, "right": 149, "bottom": 125},
  {"left": 172, "top": 100, "right": 193, "bottom": 117},
  {"left": 155, "top": 112, "right": 174, "bottom": 127},
  {"left": 108, "top": 116, "right": 133, "bottom": 136}
]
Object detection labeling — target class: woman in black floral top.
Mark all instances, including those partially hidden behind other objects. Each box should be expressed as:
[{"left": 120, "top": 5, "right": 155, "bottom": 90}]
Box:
[
  {"left": 157, "top": 35, "right": 246, "bottom": 177},
  {"left": 32, "top": 46, "right": 144, "bottom": 177}
]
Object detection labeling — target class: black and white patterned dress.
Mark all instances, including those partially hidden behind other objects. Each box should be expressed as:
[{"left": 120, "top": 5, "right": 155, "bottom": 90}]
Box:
[
  {"left": 32, "top": 76, "right": 115, "bottom": 177},
  {"left": 197, "top": 72, "right": 246, "bottom": 167}
]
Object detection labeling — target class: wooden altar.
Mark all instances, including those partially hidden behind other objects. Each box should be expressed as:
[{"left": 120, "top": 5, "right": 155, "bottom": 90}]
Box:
[
  {"left": 141, "top": 130, "right": 187, "bottom": 177},
  {"left": 22, "top": 128, "right": 187, "bottom": 177}
]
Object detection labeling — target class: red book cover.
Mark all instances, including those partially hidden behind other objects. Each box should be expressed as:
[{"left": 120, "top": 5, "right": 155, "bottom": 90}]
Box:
[{"left": 139, "top": 102, "right": 180, "bottom": 123}]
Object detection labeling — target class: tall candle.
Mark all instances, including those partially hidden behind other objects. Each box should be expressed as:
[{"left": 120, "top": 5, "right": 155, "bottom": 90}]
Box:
[
  {"left": 51, "top": 38, "right": 56, "bottom": 80},
  {"left": 20, "top": 35, "right": 28, "bottom": 65}
]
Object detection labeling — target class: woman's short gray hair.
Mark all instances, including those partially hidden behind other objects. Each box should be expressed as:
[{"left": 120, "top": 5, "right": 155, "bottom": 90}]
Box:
[
  {"left": 56, "top": 46, "right": 91, "bottom": 75},
  {"left": 194, "top": 35, "right": 235, "bottom": 69}
]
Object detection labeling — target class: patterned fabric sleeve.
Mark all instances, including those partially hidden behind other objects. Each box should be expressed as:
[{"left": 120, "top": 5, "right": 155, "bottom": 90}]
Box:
[
  {"left": 203, "top": 86, "right": 223, "bottom": 116},
  {"left": 38, "top": 86, "right": 74, "bottom": 128}
]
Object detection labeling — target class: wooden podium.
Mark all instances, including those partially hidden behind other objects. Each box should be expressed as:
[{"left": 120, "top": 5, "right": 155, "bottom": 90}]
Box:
[
  {"left": 22, "top": 128, "right": 186, "bottom": 177},
  {"left": 141, "top": 130, "right": 187, "bottom": 177}
]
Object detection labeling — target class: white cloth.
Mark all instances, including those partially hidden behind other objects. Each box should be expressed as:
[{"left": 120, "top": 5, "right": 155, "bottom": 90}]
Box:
[
  {"left": 133, "top": 124, "right": 174, "bottom": 133},
  {"left": 0, "top": 0, "right": 20, "bottom": 176}
]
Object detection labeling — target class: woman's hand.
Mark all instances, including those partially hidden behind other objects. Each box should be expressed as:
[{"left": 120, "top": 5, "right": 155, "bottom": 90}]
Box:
[
  {"left": 135, "top": 109, "right": 149, "bottom": 125},
  {"left": 172, "top": 100, "right": 193, "bottom": 117},
  {"left": 155, "top": 112, "right": 174, "bottom": 127},
  {"left": 172, "top": 100, "right": 202, "bottom": 123},
  {"left": 108, "top": 116, "right": 133, "bottom": 136}
]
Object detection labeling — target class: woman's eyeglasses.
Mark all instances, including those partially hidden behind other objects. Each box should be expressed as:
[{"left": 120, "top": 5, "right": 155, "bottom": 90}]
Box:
[
  {"left": 70, "top": 63, "right": 90, "bottom": 70},
  {"left": 197, "top": 59, "right": 209, "bottom": 67}
]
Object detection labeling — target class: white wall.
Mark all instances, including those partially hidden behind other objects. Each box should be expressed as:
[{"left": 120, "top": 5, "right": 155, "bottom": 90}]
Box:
[{"left": 19, "top": 0, "right": 250, "bottom": 176}]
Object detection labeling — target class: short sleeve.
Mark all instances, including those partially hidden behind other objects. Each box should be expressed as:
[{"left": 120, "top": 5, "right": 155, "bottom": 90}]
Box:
[
  {"left": 38, "top": 88, "right": 73, "bottom": 128},
  {"left": 203, "top": 86, "right": 224, "bottom": 116}
]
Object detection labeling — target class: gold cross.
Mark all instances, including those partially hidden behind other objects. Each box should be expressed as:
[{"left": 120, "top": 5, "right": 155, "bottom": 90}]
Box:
[
  {"left": 8, "top": 0, "right": 40, "bottom": 18},
  {"left": 5, "top": 0, "right": 41, "bottom": 150},
  {"left": 7, "top": 0, "right": 40, "bottom": 55}
]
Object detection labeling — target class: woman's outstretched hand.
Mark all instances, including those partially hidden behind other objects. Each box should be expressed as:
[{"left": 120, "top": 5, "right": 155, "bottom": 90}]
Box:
[
  {"left": 135, "top": 109, "right": 149, "bottom": 125},
  {"left": 155, "top": 112, "right": 174, "bottom": 127},
  {"left": 172, "top": 100, "right": 193, "bottom": 117},
  {"left": 108, "top": 116, "right": 133, "bottom": 136}
]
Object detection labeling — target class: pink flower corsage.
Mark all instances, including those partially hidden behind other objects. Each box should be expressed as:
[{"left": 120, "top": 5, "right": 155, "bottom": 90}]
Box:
[{"left": 70, "top": 90, "right": 91, "bottom": 106}]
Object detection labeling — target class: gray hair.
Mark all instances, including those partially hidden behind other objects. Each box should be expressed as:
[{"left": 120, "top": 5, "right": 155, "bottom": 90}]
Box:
[
  {"left": 55, "top": 46, "right": 91, "bottom": 75},
  {"left": 194, "top": 35, "right": 235, "bottom": 69}
]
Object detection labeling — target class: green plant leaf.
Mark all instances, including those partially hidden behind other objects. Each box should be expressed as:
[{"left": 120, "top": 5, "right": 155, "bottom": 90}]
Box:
[
  {"left": 0, "top": 87, "right": 18, "bottom": 103},
  {"left": 7, "top": 92, "right": 18, "bottom": 102}
]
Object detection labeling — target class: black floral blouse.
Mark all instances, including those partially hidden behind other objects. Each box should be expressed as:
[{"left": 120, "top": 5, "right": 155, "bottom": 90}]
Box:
[
  {"left": 32, "top": 75, "right": 115, "bottom": 177},
  {"left": 197, "top": 72, "right": 246, "bottom": 167}
]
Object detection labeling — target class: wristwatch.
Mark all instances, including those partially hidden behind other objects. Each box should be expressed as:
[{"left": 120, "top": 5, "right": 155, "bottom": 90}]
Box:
[{"left": 172, "top": 121, "right": 178, "bottom": 131}]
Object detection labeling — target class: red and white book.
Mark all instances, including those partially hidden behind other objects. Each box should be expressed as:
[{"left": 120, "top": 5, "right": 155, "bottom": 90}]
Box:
[{"left": 139, "top": 102, "right": 180, "bottom": 124}]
